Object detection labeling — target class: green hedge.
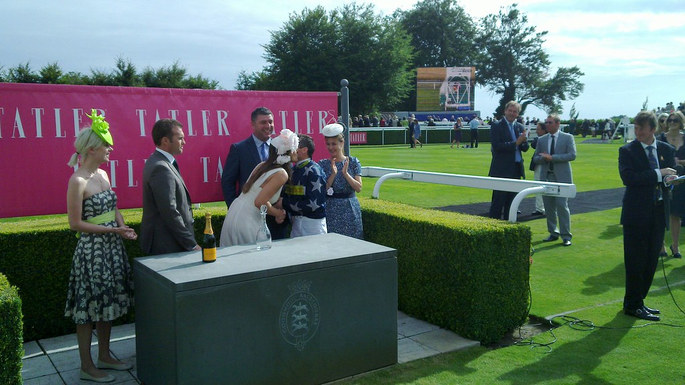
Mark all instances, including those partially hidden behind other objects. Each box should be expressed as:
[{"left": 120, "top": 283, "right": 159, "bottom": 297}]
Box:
[
  {"left": 0, "top": 273, "right": 23, "bottom": 385},
  {"left": 1, "top": 201, "right": 530, "bottom": 344},
  {"left": 0, "top": 208, "right": 226, "bottom": 341},
  {"left": 360, "top": 198, "right": 531, "bottom": 344}
]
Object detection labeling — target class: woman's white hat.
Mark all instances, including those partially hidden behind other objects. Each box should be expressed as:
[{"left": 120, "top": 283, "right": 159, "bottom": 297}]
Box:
[
  {"left": 271, "top": 129, "right": 299, "bottom": 164},
  {"left": 322, "top": 123, "right": 344, "bottom": 137}
]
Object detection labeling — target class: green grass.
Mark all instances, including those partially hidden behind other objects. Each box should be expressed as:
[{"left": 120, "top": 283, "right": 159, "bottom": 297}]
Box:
[
  {"left": 337, "top": 140, "right": 685, "bottom": 385},
  {"left": 340, "top": 206, "right": 685, "bottom": 384},
  {"left": 352, "top": 138, "right": 624, "bottom": 208},
  {"left": 4, "top": 138, "right": 684, "bottom": 384}
]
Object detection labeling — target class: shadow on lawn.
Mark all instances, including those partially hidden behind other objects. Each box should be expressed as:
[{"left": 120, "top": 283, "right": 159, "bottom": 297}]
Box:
[
  {"left": 653, "top": 259, "right": 685, "bottom": 303},
  {"left": 598, "top": 223, "right": 622, "bottom": 240},
  {"left": 581, "top": 262, "right": 624, "bottom": 295},
  {"left": 498, "top": 312, "right": 635, "bottom": 385}
]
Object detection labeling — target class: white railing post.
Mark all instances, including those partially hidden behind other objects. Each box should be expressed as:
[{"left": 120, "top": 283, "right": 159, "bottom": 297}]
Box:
[
  {"left": 507, "top": 186, "right": 546, "bottom": 223},
  {"left": 361, "top": 166, "right": 576, "bottom": 223}
]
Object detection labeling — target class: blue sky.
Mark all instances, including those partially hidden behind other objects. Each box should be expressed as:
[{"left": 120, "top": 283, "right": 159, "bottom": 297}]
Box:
[{"left": 2, "top": 0, "right": 684, "bottom": 119}]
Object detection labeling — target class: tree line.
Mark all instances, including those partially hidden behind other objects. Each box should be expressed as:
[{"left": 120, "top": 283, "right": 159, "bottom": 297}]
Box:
[
  {"left": 238, "top": 1, "right": 583, "bottom": 118},
  {"left": 0, "top": 58, "right": 218, "bottom": 90},
  {"left": 1, "top": 0, "right": 584, "bottom": 118}
]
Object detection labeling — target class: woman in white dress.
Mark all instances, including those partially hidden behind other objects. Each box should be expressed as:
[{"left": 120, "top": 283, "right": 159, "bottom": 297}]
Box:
[{"left": 220, "top": 129, "right": 298, "bottom": 246}]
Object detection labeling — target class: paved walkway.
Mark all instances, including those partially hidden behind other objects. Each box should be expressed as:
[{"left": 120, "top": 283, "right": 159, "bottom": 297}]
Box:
[{"left": 21, "top": 312, "right": 479, "bottom": 384}]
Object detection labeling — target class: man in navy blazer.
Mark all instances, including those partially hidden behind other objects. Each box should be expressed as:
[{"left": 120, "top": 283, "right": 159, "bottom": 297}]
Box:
[
  {"left": 488, "top": 101, "right": 529, "bottom": 220},
  {"left": 619, "top": 111, "right": 680, "bottom": 321},
  {"left": 221, "top": 107, "right": 287, "bottom": 239},
  {"left": 533, "top": 113, "right": 576, "bottom": 246},
  {"left": 141, "top": 119, "right": 200, "bottom": 255},
  {"left": 221, "top": 107, "right": 273, "bottom": 207}
]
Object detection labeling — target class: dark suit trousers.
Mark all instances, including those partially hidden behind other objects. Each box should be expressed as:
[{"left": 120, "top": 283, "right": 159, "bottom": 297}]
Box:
[
  {"left": 622, "top": 203, "right": 664, "bottom": 310},
  {"left": 267, "top": 215, "right": 289, "bottom": 240},
  {"left": 489, "top": 190, "right": 517, "bottom": 220},
  {"left": 489, "top": 162, "right": 523, "bottom": 220},
  {"left": 470, "top": 129, "right": 479, "bottom": 148}
]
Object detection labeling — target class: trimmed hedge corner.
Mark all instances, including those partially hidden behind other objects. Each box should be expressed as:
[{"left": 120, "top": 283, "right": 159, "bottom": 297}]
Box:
[
  {"left": 359, "top": 197, "right": 531, "bottom": 344},
  {"left": 1, "top": 201, "right": 530, "bottom": 345},
  {"left": 0, "top": 273, "right": 23, "bottom": 385},
  {"left": 0, "top": 207, "right": 226, "bottom": 341}
]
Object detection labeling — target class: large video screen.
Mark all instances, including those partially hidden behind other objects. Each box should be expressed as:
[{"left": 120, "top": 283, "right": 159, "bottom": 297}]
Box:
[{"left": 416, "top": 67, "right": 475, "bottom": 111}]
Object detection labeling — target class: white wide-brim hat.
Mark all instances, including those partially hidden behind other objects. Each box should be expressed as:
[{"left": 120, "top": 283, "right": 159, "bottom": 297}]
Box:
[{"left": 322, "top": 123, "right": 344, "bottom": 137}]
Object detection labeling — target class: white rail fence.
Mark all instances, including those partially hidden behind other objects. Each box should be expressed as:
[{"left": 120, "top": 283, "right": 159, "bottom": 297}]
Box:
[{"left": 361, "top": 166, "right": 576, "bottom": 223}]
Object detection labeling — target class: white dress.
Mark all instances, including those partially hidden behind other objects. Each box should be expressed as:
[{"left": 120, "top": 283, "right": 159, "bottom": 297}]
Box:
[{"left": 220, "top": 168, "right": 284, "bottom": 247}]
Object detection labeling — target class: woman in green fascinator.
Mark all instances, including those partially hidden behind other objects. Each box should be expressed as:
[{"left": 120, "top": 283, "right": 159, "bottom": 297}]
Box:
[{"left": 64, "top": 109, "right": 137, "bottom": 383}]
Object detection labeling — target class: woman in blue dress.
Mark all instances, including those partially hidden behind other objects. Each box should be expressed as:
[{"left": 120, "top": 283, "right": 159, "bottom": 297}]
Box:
[
  {"left": 319, "top": 123, "right": 363, "bottom": 239},
  {"left": 411, "top": 117, "right": 423, "bottom": 148},
  {"left": 65, "top": 110, "right": 137, "bottom": 383}
]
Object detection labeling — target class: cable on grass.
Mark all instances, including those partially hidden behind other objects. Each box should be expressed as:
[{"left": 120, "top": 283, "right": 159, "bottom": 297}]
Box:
[
  {"left": 512, "top": 243, "right": 684, "bottom": 353},
  {"left": 514, "top": 312, "right": 684, "bottom": 352},
  {"left": 660, "top": 253, "right": 685, "bottom": 316}
]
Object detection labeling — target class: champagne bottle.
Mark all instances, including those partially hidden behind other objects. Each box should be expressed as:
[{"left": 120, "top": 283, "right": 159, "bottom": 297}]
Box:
[{"left": 202, "top": 212, "right": 217, "bottom": 263}]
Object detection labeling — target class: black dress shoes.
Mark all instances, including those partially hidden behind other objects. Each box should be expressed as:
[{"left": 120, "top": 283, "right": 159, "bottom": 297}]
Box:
[
  {"left": 624, "top": 307, "right": 660, "bottom": 321},
  {"left": 643, "top": 305, "right": 660, "bottom": 315},
  {"left": 542, "top": 235, "right": 559, "bottom": 242}
]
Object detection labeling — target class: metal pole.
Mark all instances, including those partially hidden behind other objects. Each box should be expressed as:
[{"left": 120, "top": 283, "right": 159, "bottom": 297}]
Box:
[{"left": 340, "top": 79, "right": 350, "bottom": 156}]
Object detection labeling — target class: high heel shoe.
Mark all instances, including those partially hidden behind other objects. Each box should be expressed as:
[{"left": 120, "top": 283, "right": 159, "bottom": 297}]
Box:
[{"left": 670, "top": 245, "right": 682, "bottom": 259}]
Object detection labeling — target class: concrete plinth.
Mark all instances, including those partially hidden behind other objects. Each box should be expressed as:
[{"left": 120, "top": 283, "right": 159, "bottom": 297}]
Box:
[{"left": 134, "top": 233, "right": 397, "bottom": 385}]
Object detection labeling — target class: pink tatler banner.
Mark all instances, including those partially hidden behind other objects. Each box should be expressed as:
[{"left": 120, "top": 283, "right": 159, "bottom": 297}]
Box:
[{"left": 0, "top": 83, "right": 338, "bottom": 218}]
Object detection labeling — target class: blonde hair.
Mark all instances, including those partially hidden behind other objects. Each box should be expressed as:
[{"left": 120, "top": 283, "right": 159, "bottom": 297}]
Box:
[
  {"left": 67, "top": 127, "right": 107, "bottom": 167},
  {"left": 668, "top": 111, "right": 685, "bottom": 131}
]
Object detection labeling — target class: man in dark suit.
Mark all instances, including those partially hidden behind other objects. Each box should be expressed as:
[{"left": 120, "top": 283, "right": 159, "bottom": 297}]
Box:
[
  {"left": 488, "top": 100, "right": 529, "bottom": 220},
  {"left": 221, "top": 107, "right": 287, "bottom": 239},
  {"left": 533, "top": 113, "right": 577, "bottom": 246},
  {"left": 140, "top": 119, "right": 200, "bottom": 255},
  {"left": 619, "top": 111, "right": 679, "bottom": 321}
]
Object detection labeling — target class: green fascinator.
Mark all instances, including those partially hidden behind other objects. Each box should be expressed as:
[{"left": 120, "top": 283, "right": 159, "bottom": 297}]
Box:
[{"left": 86, "top": 109, "right": 113, "bottom": 146}]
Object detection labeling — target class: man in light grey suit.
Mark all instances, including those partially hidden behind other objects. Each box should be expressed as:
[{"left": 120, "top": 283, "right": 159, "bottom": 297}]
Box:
[
  {"left": 140, "top": 119, "right": 200, "bottom": 255},
  {"left": 533, "top": 113, "right": 576, "bottom": 246}
]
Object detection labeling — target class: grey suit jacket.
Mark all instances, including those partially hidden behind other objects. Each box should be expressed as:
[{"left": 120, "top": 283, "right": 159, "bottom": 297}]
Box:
[
  {"left": 140, "top": 150, "right": 196, "bottom": 255},
  {"left": 532, "top": 131, "right": 576, "bottom": 183}
]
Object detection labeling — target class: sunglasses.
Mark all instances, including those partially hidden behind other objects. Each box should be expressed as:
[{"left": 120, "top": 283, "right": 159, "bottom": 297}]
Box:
[
  {"left": 659, "top": 119, "right": 667, "bottom": 123},
  {"left": 668, "top": 118, "right": 681, "bottom": 123}
]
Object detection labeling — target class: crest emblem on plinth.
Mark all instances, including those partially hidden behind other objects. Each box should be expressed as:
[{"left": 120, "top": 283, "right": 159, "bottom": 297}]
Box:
[{"left": 279, "top": 280, "right": 320, "bottom": 351}]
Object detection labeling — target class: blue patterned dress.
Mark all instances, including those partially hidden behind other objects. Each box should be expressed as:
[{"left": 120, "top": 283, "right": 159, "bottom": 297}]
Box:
[
  {"left": 318, "top": 157, "right": 363, "bottom": 239},
  {"left": 64, "top": 189, "right": 133, "bottom": 324}
]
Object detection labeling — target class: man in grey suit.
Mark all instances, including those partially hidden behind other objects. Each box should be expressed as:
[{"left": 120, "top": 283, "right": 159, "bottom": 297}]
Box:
[
  {"left": 533, "top": 113, "right": 577, "bottom": 246},
  {"left": 140, "top": 119, "right": 200, "bottom": 255}
]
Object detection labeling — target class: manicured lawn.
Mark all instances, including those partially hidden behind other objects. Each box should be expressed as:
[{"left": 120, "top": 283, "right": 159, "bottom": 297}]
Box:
[
  {"left": 337, "top": 139, "right": 685, "bottom": 385},
  {"left": 351, "top": 138, "right": 624, "bottom": 208},
  {"left": 4, "top": 138, "right": 684, "bottom": 384},
  {"left": 338, "top": 207, "right": 685, "bottom": 384}
]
